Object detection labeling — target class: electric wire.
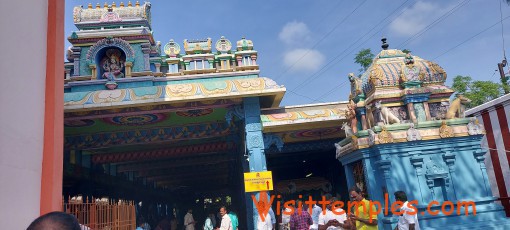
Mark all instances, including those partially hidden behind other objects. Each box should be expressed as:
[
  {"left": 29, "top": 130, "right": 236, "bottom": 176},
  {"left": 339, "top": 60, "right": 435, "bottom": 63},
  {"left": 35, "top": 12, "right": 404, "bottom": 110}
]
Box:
[
  {"left": 273, "top": 0, "right": 368, "bottom": 81},
  {"left": 291, "top": 0, "right": 414, "bottom": 92},
  {"left": 433, "top": 15, "right": 510, "bottom": 60},
  {"left": 397, "top": 0, "right": 471, "bottom": 49},
  {"left": 308, "top": 1, "right": 421, "bottom": 102}
]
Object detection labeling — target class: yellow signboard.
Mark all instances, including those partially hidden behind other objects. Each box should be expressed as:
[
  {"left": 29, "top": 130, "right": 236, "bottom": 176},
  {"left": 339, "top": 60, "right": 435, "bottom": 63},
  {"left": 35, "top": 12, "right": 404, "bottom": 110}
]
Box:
[{"left": 244, "top": 171, "right": 273, "bottom": 192}]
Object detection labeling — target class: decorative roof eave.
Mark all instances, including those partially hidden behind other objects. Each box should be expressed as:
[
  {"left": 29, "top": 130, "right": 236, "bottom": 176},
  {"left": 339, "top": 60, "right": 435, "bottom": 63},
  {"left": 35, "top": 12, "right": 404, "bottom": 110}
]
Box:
[
  {"left": 261, "top": 102, "right": 348, "bottom": 133},
  {"left": 235, "top": 50, "right": 257, "bottom": 55},
  {"left": 64, "top": 77, "right": 286, "bottom": 112},
  {"left": 364, "top": 85, "right": 454, "bottom": 105},
  {"left": 335, "top": 118, "right": 482, "bottom": 159},
  {"left": 181, "top": 53, "right": 216, "bottom": 60},
  {"left": 75, "top": 19, "right": 151, "bottom": 30},
  {"left": 69, "top": 35, "right": 155, "bottom": 46},
  {"left": 71, "top": 26, "right": 152, "bottom": 39}
]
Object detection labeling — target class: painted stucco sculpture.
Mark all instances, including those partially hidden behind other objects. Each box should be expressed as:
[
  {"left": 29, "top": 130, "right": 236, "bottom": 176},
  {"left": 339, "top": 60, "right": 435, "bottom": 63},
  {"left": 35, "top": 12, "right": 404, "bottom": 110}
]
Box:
[{"left": 335, "top": 38, "right": 510, "bottom": 229}]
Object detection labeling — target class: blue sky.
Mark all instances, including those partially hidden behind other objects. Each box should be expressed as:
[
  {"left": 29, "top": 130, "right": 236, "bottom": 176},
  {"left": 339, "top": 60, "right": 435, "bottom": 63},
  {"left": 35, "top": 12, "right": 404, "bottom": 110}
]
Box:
[{"left": 65, "top": 0, "right": 510, "bottom": 106}]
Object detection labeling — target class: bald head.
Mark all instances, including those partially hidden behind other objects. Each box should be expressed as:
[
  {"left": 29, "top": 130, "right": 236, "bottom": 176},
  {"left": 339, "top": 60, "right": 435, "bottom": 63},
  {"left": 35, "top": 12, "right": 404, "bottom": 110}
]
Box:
[{"left": 27, "top": 212, "right": 81, "bottom": 230}]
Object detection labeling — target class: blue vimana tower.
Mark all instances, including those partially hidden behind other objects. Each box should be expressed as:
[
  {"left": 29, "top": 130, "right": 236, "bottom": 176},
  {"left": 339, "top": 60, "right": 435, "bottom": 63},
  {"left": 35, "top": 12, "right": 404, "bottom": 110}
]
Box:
[{"left": 335, "top": 38, "right": 510, "bottom": 229}]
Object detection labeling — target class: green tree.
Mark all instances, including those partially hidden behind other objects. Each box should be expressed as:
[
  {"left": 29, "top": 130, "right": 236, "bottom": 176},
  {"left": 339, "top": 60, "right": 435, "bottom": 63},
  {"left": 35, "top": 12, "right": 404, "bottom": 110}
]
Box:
[
  {"left": 451, "top": 75, "right": 504, "bottom": 108},
  {"left": 402, "top": 49, "right": 411, "bottom": 54},
  {"left": 354, "top": 48, "right": 374, "bottom": 73}
]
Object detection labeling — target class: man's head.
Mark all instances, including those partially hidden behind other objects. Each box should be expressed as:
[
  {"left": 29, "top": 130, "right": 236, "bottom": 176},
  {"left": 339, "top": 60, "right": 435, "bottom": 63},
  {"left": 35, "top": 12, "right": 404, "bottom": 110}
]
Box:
[
  {"left": 219, "top": 206, "right": 228, "bottom": 217},
  {"left": 27, "top": 212, "right": 81, "bottom": 230},
  {"left": 188, "top": 209, "right": 193, "bottom": 214},
  {"left": 394, "top": 191, "right": 408, "bottom": 202},
  {"left": 349, "top": 186, "right": 364, "bottom": 202},
  {"left": 326, "top": 197, "right": 339, "bottom": 211}
]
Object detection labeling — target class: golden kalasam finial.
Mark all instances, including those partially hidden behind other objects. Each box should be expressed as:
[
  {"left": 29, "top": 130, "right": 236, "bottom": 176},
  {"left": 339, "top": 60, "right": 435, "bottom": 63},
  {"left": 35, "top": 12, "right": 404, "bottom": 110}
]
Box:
[
  {"left": 96, "top": 3, "right": 100, "bottom": 8},
  {"left": 112, "top": 2, "right": 116, "bottom": 8},
  {"left": 135, "top": 1, "right": 140, "bottom": 7},
  {"left": 128, "top": 1, "right": 132, "bottom": 6},
  {"left": 104, "top": 2, "right": 108, "bottom": 8},
  {"left": 120, "top": 2, "right": 124, "bottom": 7},
  {"left": 88, "top": 3, "right": 92, "bottom": 9}
]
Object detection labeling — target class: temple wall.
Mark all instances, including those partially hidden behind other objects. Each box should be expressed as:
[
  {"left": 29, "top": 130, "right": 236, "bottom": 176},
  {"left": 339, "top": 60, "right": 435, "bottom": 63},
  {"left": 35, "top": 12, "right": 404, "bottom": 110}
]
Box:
[
  {"left": 0, "top": 0, "right": 48, "bottom": 229},
  {"left": 340, "top": 135, "right": 508, "bottom": 229}
]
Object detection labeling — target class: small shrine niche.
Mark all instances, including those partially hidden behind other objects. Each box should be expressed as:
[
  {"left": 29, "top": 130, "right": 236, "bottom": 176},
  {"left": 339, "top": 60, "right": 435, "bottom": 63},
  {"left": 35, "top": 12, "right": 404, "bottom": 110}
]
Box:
[{"left": 97, "top": 47, "right": 126, "bottom": 80}]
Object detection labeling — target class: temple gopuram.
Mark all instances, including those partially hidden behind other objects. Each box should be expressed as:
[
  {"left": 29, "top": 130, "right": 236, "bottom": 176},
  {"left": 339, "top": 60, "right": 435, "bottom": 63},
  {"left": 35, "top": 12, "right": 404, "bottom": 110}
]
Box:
[
  {"left": 63, "top": 2, "right": 347, "bottom": 229},
  {"left": 61, "top": 2, "right": 510, "bottom": 230}
]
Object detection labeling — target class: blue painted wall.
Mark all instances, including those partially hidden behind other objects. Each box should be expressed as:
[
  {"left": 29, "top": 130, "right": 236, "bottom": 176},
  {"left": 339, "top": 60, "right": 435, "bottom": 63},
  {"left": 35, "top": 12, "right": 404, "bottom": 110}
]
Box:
[{"left": 339, "top": 135, "right": 510, "bottom": 229}]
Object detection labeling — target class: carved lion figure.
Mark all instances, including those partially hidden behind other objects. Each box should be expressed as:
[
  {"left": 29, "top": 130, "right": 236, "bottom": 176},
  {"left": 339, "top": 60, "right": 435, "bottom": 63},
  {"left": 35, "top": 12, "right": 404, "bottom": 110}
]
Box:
[{"left": 446, "top": 94, "right": 471, "bottom": 119}]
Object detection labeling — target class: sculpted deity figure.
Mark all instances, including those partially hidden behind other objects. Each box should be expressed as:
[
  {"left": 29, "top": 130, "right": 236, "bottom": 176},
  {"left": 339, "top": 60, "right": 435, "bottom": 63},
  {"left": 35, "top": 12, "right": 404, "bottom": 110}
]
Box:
[
  {"left": 401, "top": 52, "right": 422, "bottom": 82},
  {"left": 467, "top": 117, "right": 485, "bottom": 135},
  {"left": 407, "top": 123, "right": 422, "bottom": 141},
  {"left": 102, "top": 49, "right": 125, "bottom": 81}
]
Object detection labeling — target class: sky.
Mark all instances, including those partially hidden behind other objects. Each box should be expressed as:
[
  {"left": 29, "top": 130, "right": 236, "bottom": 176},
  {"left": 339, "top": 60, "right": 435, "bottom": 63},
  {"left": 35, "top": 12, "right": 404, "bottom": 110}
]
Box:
[{"left": 65, "top": 0, "right": 510, "bottom": 106}]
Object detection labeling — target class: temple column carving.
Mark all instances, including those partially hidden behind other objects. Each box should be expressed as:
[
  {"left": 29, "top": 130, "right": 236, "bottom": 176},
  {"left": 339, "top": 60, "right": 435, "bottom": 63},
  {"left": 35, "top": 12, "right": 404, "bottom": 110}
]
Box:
[
  {"left": 125, "top": 62, "right": 133, "bottom": 78},
  {"left": 442, "top": 149, "right": 457, "bottom": 200},
  {"left": 407, "top": 102, "right": 417, "bottom": 123},
  {"left": 89, "top": 64, "right": 97, "bottom": 80},
  {"left": 473, "top": 149, "right": 491, "bottom": 196},
  {"left": 141, "top": 43, "right": 151, "bottom": 71},
  {"left": 423, "top": 101, "right": 432, "bottom": 121},
  {"left": 71, "top": 47, "right": 81, "bottom": 76},
  {"left": 410, "top": 156, "right": 426, "bottom": 203},
  {"left": 243, "top": 97, "right": 268, "bottom": 230}
]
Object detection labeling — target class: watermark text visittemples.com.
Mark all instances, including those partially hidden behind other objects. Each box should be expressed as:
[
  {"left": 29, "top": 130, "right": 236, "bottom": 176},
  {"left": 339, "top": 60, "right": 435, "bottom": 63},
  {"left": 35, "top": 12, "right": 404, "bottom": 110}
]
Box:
[{"left": 252, "top": 193, "right": 477, "bottom": 222}]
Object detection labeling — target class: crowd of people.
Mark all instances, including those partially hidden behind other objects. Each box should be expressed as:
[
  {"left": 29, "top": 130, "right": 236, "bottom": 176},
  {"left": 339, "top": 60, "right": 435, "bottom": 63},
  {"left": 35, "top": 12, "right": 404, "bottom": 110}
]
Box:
[{"left": 27, "top": 188, "right": 418, "bottom": 230}]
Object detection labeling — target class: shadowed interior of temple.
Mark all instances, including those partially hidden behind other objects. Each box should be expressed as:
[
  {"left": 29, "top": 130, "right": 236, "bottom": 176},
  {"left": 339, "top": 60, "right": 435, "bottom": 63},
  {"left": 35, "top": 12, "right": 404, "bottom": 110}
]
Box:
[{"left": 63, "top": 106, "right": 250, "bottom": 229}]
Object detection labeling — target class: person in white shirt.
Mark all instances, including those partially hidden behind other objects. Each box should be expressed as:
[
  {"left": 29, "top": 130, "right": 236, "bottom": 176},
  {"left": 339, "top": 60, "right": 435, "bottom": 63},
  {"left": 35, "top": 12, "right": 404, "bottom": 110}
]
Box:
[
  {"left": 219, "top": 206, "right": 233, "bottom": 230},
  {"left": 256, "top": 201, "right": 273, "bottom": 230},
  {"left": 184, "top": 209, "right": 196, "bottom": 230},
  {"left": 282, "top": 201, "right": 294, "bottom": 228},
  {"left": 204, "top": 213, "right": 214, "bottom": 230},
  {"left": 318, "top": 197, "right": 347, "bottom": 230},
  {"left": 394, "top": 191, "right": 420, "bottom": 230},
  {"left": 268, "top": 208, "right": 276, "bottom": 230},
  {"left": 257, "top": 211, "right": 272, "bottom": 230}
]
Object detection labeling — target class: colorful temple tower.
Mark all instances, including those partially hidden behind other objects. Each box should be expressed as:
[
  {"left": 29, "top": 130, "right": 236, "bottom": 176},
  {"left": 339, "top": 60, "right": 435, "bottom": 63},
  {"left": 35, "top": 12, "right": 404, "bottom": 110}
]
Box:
[
  {"left": 63, "top": 2, "right": 350, "bottom": 229},
  {"left": 335, "top": 38, "right": 510, "bottom": 229}
]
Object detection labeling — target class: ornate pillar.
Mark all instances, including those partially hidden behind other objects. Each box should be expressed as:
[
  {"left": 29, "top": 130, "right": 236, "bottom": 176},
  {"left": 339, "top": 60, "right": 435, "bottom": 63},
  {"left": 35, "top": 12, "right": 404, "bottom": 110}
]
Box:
[
  {"left": 154, "top": 63, "right": 161, "bottom": 73},
  {"left": 89, "top": 64, "right": 97, "bottom": 80},
  {"left": 243, "top": 97, "right": 268, "bottom": 229},
  {"left": 244, "top": 98, "right": 267, "bottom": 172},
  {"left": 141, "top": 43, "right": 151, "bottom": 71},
  {"left": 423, "top": 101, "right": 432, "bottom": 121},
  {"left": 376, "top": 159, "right": 394, "bottom": 207},
  {"left": 236, "top": 56, "right": 243, "bottom": 67},
  {"left": 410, "top": 156, "right": 426, "bottom": 203},
  {"left": 184, "top": 61, "right": 190, "bottom": 71},
  {"left": 413, "top": 103, "right": 427, "bottom": 122},
  {"left": 71, "top": 47, "right": 81, "bottom": 76},
  {"left": 65, "top": 69, "right": 71, "bottom": 80},
  {"left": 207, "top": 58, "right": 214, "bottom": 69},
  {"left": 125, "top": 62, "right": 133, "bottom": 78},
  {"left": 250, "top": 54, "right": 257, "bottom": 65},
  {"left": 407, "top": 103, "right": 417, "bottom": 123},
  {"left": 442, "top": 149, "right": 457, "bottom": 200},
  {"left": 344, "top": 165, "right": 355, "bottom": 188},
  {"left": 473, "top": 149, "right": 491, "bottom": 196}
]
